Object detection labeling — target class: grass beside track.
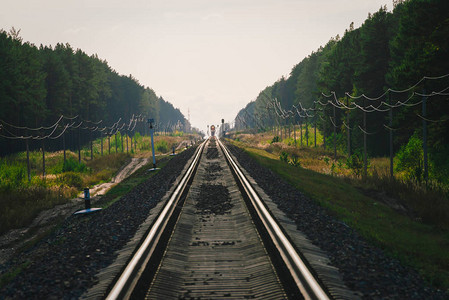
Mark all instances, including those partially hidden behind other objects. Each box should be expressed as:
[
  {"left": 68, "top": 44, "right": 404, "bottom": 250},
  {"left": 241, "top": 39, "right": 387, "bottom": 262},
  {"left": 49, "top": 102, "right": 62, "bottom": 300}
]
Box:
[
  {"left": 0, "top": 152, "right": 131, "bottom": 235},
  {"left": 0, "top": 134, "right": 198, "bottom": 235},
  {"left": 230, "top": 140, "right": 449, "bottom": 292},
  {"left": 0, "top": 154, "right": 174, "bottom": 289},
  {"left": 96, "top": 156, "right": 171, "bottom": 209}
]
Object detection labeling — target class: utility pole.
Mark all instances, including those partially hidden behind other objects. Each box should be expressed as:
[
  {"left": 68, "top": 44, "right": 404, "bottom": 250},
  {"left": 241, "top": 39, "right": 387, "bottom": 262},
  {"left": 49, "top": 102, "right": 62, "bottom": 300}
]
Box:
[
  {"left": 363, "top": 99, "right": 367, "bottom": 180},
  {"left": 148, "top": 118, "right": 159, "bottom": 171},
  {"left": 388, "top": 93, "right": 393, "bottom": 178},
  {"left": 26, "top": 138, "right": 31, "bottom": 182},
  {"left": 346, "top": 97, "right": 351, "bottom": 157},
  {"left": 62, "top": 120, "right": 66, "bottom": 163},
  {"left": 422, "top": 89, "right": 428, "bottom": 183},
  {"left": 333, "top": 104, "right": 337, "bottom": 160},
  {"left": 314, "top": 111, "right": 317, "bottom": 148}
]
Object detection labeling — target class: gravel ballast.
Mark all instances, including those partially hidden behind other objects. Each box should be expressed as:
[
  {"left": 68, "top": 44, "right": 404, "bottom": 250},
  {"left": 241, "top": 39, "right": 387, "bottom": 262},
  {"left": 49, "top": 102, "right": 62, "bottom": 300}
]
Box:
[
  {"left": 225, "top": 143, "right": 447, "bottom": 299},
  {"left": 1, "top": 141, "right": 447, "bottom": 299},
  {"left": 0, "top": 147, "right": 197, "bottom": 299}
]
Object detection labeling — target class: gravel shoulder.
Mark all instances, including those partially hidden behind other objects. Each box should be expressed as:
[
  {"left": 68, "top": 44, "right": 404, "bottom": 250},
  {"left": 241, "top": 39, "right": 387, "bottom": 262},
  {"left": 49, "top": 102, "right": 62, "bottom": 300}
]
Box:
[
  {"left": 0, "top": 147, "right": 197, "bottom": 299},
  {"left": 0, "top": 157, "right": 150, "bottom": 266},
  {"left": 225, "top": 142, "right": 447, "bottom": 300}
]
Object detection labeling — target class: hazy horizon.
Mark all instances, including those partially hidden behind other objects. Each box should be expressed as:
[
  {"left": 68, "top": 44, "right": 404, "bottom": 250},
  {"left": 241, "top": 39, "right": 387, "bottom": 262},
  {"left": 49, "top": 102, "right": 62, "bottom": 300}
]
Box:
[{"left": 1, "top": 0, "right": 390, "bottom": 132}]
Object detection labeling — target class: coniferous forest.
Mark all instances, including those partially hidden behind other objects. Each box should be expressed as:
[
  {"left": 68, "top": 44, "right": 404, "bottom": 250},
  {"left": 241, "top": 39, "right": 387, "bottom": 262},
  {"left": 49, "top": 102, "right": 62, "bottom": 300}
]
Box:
[
  {"left": 235, "top": 0, "right": 449, "bottom": 185},
  {"left": 0, "top": 28, "right": 189, "bottom": 155}
]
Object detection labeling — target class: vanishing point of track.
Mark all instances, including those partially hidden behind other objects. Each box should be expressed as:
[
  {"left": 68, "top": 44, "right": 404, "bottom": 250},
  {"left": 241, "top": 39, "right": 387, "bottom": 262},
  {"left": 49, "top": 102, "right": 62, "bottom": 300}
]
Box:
[{"left": 106, "top": 137, "right": 330, "bottom": 299}]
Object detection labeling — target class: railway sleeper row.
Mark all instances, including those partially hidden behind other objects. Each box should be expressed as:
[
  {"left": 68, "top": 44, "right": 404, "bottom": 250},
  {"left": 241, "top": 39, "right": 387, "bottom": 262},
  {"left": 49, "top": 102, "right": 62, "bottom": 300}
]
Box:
[{"left": 96, "top": 137, "right": 357, "bottom": 299}]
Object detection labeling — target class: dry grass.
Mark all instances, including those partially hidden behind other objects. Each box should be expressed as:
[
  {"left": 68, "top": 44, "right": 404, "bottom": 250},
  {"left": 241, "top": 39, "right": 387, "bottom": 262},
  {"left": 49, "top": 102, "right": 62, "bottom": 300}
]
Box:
[
  {"left": 232, "top": 131, "right": 449, "bottom": 230},
  {"left": 229, "top": 136, "right": 449, "bottom": 290},
  {"left": 0, "top": 134, "right": 199, "bottom": 234}
]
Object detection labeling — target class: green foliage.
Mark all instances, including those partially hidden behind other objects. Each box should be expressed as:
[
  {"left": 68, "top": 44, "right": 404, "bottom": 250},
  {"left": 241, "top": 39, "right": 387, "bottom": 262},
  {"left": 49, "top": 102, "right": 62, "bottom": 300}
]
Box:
[
  {"left": 155, "top": 140, "right": 168, "bottom": 153},
  {"left": 172, "top": 130, "right": 184, "bottom": 137},
  {"left": 62, "top": 157, "right": 88, "bottom": 173},
  {"left": 429, "top": 145, "right": 449, "bottom": 185},
  {"left": 109, "top": 132, "right": 123, "bottom": 152},
  {"left": 0, "top": 160, "right": 27, "bottom": 190},
  {"left": 346, "top": 150, "right": 365, "bottom": 177},
  {"left": 0, "top": 31, "right": 188, "bottom": 157},
  {"left": 271, "top": 136, "right": 280, "bottom": 144},
  {"left": 133, "top": 132, "right": 142, "bottom": 146},
  {"left": 279, "top": 151, "right": 289, "bottom": 163},
  {"left": 326, "top": 132, "right": 346, "bottom": 153},
  {"left": 395, "top": 133, "right": 424, "bottom": 182},
  {"left": 289, "top": 154, "right": 301, "bottom": 167},
  {"left": 239, "top": 142, "right": 449, "bottom": 291},
  {"left": 234, "top": 0, "right": 449, "bottom": 189},
  {"left": 278, "top": 151, "right": 301, "bottom": 167},
  {"left": 57, "top": 172, "right": 84, "bottom": 189}
]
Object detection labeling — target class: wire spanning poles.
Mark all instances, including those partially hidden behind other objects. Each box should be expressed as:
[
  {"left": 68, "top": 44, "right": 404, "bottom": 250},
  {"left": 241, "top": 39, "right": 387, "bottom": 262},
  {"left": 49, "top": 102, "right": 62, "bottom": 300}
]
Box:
[
  {"left": 0, "top": 114, "right": 143, "bottom": 182},
  {"left": 266, "top": 97, "right": 321, "bottom": 148},
  {"left": 248, "top": 73, "right": 448, "bottom": 182},
  {"left": 318, "top": 73, "right": 449, "bottom": 180}
]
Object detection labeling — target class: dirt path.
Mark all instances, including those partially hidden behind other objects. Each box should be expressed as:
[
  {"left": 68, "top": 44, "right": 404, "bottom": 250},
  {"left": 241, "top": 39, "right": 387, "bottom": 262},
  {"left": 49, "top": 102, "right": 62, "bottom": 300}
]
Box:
[
  {"left": 0, "top": 157, "right": 150, "bottom": 265},
  {"left": 86, "top": 157, "right": 150, "bottom": 197}
]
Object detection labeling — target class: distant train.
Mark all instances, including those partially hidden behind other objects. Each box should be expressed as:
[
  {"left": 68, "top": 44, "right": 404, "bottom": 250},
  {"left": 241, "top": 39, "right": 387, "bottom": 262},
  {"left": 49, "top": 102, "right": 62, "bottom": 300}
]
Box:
[{"left": 210, "top": 125, "right": 216, "bottom": 136}]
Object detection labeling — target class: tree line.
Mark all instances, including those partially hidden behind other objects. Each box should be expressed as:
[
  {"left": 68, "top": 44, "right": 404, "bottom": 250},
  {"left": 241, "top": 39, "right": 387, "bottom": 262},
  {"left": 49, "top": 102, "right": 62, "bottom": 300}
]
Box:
[
  {"left": 0, "top": 28, "right": 189, "bottom": 155},
  {"left": 235, "top": 0, "right": 449, "bottom": 184}
]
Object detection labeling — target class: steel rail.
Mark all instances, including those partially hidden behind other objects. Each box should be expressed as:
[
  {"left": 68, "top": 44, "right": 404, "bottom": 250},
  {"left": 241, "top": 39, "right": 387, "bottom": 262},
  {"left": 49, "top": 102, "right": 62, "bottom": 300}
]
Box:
[
  {"left": 217, "top": 138, "right": 330, "bottom": 300},
  {"left": 106, "top": 140, "right": 206, "bottom": 300}
]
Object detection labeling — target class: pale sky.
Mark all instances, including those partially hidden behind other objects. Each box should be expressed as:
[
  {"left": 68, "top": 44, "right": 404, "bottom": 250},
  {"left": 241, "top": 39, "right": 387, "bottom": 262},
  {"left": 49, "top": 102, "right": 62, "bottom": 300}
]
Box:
[{"left": 1, "top": 0, "right": 389, "bottom": 133}]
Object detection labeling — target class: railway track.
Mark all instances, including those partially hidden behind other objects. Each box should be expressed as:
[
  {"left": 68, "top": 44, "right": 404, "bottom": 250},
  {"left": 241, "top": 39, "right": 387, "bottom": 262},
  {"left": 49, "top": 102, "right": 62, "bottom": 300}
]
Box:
[{"left": 106, "top": 137, "right": 331, "bottom": 299}]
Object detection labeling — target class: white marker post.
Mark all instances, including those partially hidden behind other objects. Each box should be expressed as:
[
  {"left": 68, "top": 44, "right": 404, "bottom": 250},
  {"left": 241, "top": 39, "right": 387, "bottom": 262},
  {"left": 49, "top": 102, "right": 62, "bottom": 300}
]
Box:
[{"left": 148, "top": 118, "right": 159, "bottom": 171}]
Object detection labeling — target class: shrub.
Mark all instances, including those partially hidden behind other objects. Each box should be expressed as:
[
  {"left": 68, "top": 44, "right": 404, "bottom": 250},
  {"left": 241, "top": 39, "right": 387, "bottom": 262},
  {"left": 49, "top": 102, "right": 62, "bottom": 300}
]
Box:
[
  {"left": 395, "top": 133, "right": 423, "bottom": 182},
  {"left": 0, "top": 161, "right": 27, "bottom": 190},
  {"left": 289, "top": 154, "right": 301, "bottom": 167},
  {"left": 62, "top": 157, "right": 88, "bottom": 173},
  {"left": 172, "top": 130, "right": 184, "bottom": 137},
  {"left": 57, "top": 172, "right": 84, "bottom": 189},
  {"left": 346, "top": 150, "right": 365, "bottom": 177},
  {"left": 279, "top": 151, "right": 289, "bottom": 163},
  {"left": 271, "top": 136, "right": 280, "bottom": 144}
]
